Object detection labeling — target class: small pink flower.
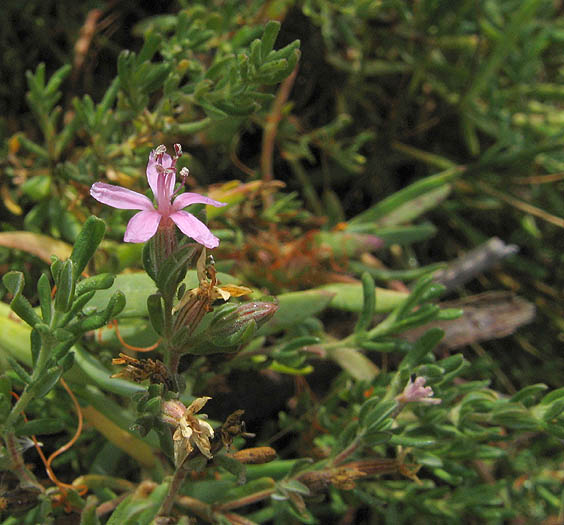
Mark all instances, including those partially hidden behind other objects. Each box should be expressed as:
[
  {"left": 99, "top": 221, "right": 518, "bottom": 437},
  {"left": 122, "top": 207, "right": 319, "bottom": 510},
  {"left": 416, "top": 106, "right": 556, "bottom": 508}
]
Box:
[
  {"left": 396, "top": 376, "right": 442, "bottom": 405},
  {"left": 90, "top": 145, "right": 226, "bottom": 248}
]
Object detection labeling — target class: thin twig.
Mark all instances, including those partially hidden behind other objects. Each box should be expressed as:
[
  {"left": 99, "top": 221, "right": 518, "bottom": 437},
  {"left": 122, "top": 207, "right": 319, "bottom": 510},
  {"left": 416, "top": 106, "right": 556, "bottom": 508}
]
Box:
[
  {"left": 261, "top": 63, "right": 299, "bottom": 207},
  {"left": 432, "top": 237, "right": 518, "bottom": 292},
  {"left": 478, "top": 181, "right": 564, "bottom": 228}
]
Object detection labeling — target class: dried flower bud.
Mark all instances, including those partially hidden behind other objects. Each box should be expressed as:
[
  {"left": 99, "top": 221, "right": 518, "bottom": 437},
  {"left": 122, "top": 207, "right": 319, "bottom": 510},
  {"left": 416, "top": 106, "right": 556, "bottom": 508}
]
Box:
[
  {"left": 111, "top": 353, "right": 173, "bottom": 391},
  {"left": 172, "top": 249, "right": 253, "bottom": 336},
  {"left": 230, "top": 447, "right": 276, "bottom": 464},
  {"left": 219, "top": 409, "right": 255, "bottom": 451}
]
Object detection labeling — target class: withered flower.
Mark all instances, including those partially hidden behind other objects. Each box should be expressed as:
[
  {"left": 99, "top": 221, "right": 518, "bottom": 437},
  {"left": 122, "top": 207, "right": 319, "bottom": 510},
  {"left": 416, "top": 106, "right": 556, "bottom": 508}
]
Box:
[
  {"left": 172, "top": 249, "right": 252, "bottom": 334},
  {"left": 111, "top": 353, "right": 173, "bottom": 390},
  {"left": 219, "top": 410, "right": 256, "bottom": 452},
  {"left": 162, "top": 397, "right": 214, "bottom": 466}
]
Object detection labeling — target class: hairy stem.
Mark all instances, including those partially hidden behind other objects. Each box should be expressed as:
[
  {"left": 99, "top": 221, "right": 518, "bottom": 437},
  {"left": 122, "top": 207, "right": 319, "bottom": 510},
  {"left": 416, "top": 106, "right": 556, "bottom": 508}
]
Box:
[
  {"left": 158, "top": 464, "right": 190, "bottom": 517},
  {"left": 4, "top": 432, "right": 43, "bottom": 490}
]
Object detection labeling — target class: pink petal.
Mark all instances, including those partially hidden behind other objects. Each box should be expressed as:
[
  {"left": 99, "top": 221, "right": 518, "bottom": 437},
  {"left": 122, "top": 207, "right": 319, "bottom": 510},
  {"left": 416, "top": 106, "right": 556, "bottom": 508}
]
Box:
[
  {"left": 170, "top": 210, "right": 220, "bottom": 249},
  {"left": 91, "top": 182, "right": 153, "bottom": 211},
  {"left": 146, "top": 151, "right": 175, "bottom": 198},
  {"left": 172, "top": 192, "right": 227, "bottom": 211},
  {"left": 124, "top": 210, "right": 162, "bottom": 242}
]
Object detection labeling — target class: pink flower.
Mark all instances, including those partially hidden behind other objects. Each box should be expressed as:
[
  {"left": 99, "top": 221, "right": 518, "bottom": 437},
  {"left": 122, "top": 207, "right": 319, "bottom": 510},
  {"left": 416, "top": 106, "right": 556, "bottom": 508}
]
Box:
[
  {"left": 90, "top": 145, "right": 226, "bottom": 248},
  {"left": 396, "top": 376, "right": 442, "bottom": 405}
]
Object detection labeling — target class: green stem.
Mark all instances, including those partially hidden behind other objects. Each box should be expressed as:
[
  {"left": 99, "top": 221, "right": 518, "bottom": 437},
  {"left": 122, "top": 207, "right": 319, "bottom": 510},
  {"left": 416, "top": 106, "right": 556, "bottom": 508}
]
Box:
[
  {"left": 5, "top": 333, "right": 55, "bottom": 428},
  {"left": 383, "top": 370, "right": 405, "bottom": 401},
  {"left": 5, "top": 387, "right": 34, "bottom": 428},
  {"left": 333, "top": 436, "right": 362, "bottom": 466},
  {"left": 159, "top": 464, "right": 190, "bottom": 517},
  {"left": 4, "top": 431, "right": 43, "bottom": 490},
  {"left": 162, "top": 293, "right": 176, "bottom": 374}
]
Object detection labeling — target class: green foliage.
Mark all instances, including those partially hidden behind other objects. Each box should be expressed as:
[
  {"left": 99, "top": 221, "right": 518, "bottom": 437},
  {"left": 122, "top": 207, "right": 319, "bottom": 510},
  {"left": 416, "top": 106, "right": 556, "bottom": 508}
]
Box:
[{"left": 1, "top": 0, "right": 563, "bottom": 523}]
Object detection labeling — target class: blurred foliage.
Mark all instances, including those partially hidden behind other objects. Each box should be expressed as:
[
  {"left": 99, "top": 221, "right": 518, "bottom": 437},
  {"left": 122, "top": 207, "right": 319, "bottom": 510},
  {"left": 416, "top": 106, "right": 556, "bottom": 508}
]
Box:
[{"left": 1, "top": 0, "right": 564, "bottom": 523}]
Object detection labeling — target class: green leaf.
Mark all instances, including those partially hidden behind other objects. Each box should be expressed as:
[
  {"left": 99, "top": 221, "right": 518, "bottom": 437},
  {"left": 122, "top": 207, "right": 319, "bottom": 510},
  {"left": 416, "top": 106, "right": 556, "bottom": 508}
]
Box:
[
  {"left": 360, "top": 399, "right": 399, "bottom": 429},
  {"left": 328, "top": 347, "right": 379, "bottom": 381},
  {"left": 350, "top": 261, "right": 445, "bottom": 282},
  {"left": 155, "top": 244, "right": 198, "bottom": 296},
  {"left": 359, "top": 340, "right": 400, "bottom": 353},
  {"left": 264, "top": 39, "right": 300, "bottom": 62},
  {"left": 80, "top": 496, "right": 101, "bottom": 525},
  {"left": 58, "top": 291, "right": 96, "bottom": 328},
  {"left": 389, "top": 435, "right": 437, "bottom": 447},
  {"left": 492, "top": 406, "right": 539, "bottom": 431},
  {"left": 60, "top": 351, "right": 75, "bottom": 372},
  {"left": 214, "top": 453, "right": 247, "bottom": 484},
  {"left": 15, "top": 418, "right": 65, "bottom": 436},
  {"left": 361, "top": 430, "right": 392, "bottom": 446},
  {"left": 337, "top": 420, "right": 359, "bottom": 450},
  {"left": 75, "top": 274, "right": 115, "bottom": 296},
  {"left": 541, "top": 387, "right": 564, "bottom": 405},
  {"left": 437, "top": 354, "right": 469, "bottom": 384},
  {"left": 279, "top": 479, "right": 310, "bottom": 496},
  {"left": 278, "top": 336, "right": 321, "bottom": 353},
  {"left": 257, "top": 290, "right": 335, "bottom": 336},
  {"left": 29, "top": 329, "right": 41, "bottom": 369},
  {"left": 0, "top": 375, "right": 12, "bottom": 400},
  {"left": 317, "top": 283, "right": 407, "bottom": 314},
  {"left": 70, "top": 216, "right": 106, "bottom": 280},
  {"left": 400, "top": 328, "right": 444, "bottom": 370},
  {"left": 355, "top": 273, "right": 376, "bottom": 334},
  {"left": 510, "top": 384, "right": 548, "bottom": 405},
  {"left": 269, "top": 362, "right": 313, "bottom": 375},
  {"left": 222, "top": 477, "right": 276, "bottom": 504},
  {"left": 6, "top": 356, "right": 32, "bottom": 383},
  {"left": 249, "top": 38, "right": 262, "bottom": 69},
  {"left": 134, "top": 481, "right": 170, "bottom": 524},
  {"left": 32, "top": 366, "right": 63, "bottom": 398},
  {"left": 260, "top": 20, "right": 281, "bottom": 61},
  {"left": 106, "top": 291, "right": 127, "bottom": 318},
  {"left": 21, "top": 175, "right": 51, "bottom": 201},
  {"left": 44, "top": 64, "right": 71, "bottom": 96},
  {"left": 541, "top": 399, "right": 564, "bottom": 422},
  {"left": 147, "top": 294, "right": 164, "bottom": 336},
  {"left": 544, "top": 421, "right": 564, "bottom": 440},
  {"left": 137, "top": 31, "right": 162, "bottom": 63},
  {"left": 2, "top": 272, "right": 42, "bottom": 327},
  {"left": 73, "top": 345, "right": 144, "bottom": 396},
  {"left": 348, "top": 166, "right": 462, "bottom": 226},
  {"left": 37, "top": 273, "right": 53, "bottom": 324},
  {"left": 142, "top": 239, "right": 158, "bottom": 282},
  {"left": 75, "top": 315, "right": 105, "bottom": 333},
  {"left": 54, "top": 259, "right": 75, "bottom": 313},
  {"left": 198, "top": 99, "right": 229, "bottom": 119}
]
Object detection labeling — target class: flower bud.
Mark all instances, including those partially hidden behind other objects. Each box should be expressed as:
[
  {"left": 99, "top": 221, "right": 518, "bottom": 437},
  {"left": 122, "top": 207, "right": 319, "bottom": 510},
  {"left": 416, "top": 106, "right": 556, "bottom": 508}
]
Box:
[{"left": 210, "top": 301, "right": 278, "bottom": 347}]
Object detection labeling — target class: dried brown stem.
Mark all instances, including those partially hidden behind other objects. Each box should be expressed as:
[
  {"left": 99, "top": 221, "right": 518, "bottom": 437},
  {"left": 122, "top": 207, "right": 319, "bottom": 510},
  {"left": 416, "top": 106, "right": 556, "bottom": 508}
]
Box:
[
  {"left": 432, "top": 237, "right": 518, "bottom": 292},
  {"left": 261, "top": 63, "right": 299, "bottom": 207}
]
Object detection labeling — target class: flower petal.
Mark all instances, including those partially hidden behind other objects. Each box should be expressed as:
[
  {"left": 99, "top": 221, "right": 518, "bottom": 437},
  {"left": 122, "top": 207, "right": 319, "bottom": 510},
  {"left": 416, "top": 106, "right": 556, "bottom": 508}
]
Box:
[
  {"left": 124, "top": 210, "right": 161, "bottom": 243},
  {"left": 170, "top": 211, "right": 220, "bottom": 249},
  {"left": 186, "top": 396, "right": 212, "bottom": 415},
  {"left": 146, "top": 150, "right": 175, "bottom": 198},
  {"left": 172, "top": 192, "right": 227, "bottom": 211},
  {"left": 91, "top": 182, "right": 153, "bottom": 210}
]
